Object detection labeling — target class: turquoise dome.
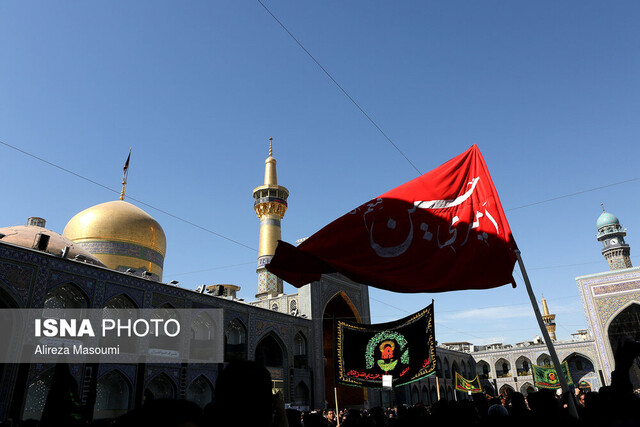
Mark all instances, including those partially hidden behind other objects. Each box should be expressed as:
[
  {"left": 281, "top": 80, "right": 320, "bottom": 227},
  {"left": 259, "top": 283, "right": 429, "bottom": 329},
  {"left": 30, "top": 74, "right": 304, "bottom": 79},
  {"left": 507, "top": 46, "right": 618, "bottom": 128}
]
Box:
[{"left": 597, "top": 211, "right": 620, "bottom": 229}]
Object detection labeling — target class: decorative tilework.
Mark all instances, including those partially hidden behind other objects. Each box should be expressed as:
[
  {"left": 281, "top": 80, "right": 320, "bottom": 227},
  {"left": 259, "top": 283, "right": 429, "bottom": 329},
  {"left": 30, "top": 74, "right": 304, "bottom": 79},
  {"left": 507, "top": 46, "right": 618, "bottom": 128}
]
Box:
[
  {"left": 0, "top": 260, "right": 33, "bottom": 305},
  {"left": 593, "top": 280, "right": 640, "bottom": 296},
  {"left": 77, "top": 241, "right": 164, "bottom": 267},
  {"left": 595, "top": 293, "right": 640, "bottom": 328}
]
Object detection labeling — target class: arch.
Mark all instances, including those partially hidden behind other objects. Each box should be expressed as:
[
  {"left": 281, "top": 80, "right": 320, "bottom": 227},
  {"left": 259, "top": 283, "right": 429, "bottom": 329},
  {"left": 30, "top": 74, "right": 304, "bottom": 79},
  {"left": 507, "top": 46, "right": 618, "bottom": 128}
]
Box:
[
  {"left": 446, "top": 386, "right": 453, "bottom": 400},
  {"left": 495, "top": 358, "right": 511, "bottom": 378},
  {"left": 499, "top": 384, "right": 515, "bottom": 396},
  {"left": 0, "top": 280, "right": 22, "bottom": 308},
  {"left": 225, "top": 318, "right": 247, "bottom": 362},
  {"left": 562, "top": 351, "right": 596, "bottom": 368},
  {"left": 289, "top": 299, "right": 297, "bottom": 313},
  {"left": 144, "top": 373, "right": 176, "bottom": 401},
  {"left": 255, "top": 332, "right": 287, "bottom": 368},
  {"left": 476, "top": 360, "right": 490, "bottom": 379},
  {"left": 421, "top": 385, "right": 429, "bottom": 404},
  {"left": 323, "top": 291, "right": 364, "bottom": 408},
  {"left": 460, "top": 361, "right": 467, "bottom": 377},
  {"left": 271, "top": 303, "right": 279, "bottom": 311},
  {"left": 294, "top": 381, "right": 310, "bottom": 408},
  {"left": 411, "top": 386, "right": 419, "bottom": 404},
  {"left": 94, "top": 370, "right": 131, "bottom": 419},
  {"left": 436, "top": 356, "right": 443, "bottom": 378},
  {"left": 520, "top": 382, "right": 535, "bottom": 396},
  {"left": 104, "top": 293, "right": 138, "bottom": 309},
  {"left": 430, "top": 385, "right": 437, "bottom": 403},
  {"left": 451, "top": 361, "right": 459, "bottom": 379},
  {"left": 439, "top": 386, "right": 445, "bottom": 401},
  {"left": 323, "top": 291, "right": 362, "bottom": 322},
  {"left": 606, "top": 302, "right": 640, "bottom": 356},
  {"left": 468, "top": 360, "right": 474, "bottom": 377},
  {"left": 190, "top": 311, "right": 217, "bottom": 360},
  {"left": 22, "top": 369, "right": 55, "bottom": 420},
  {"left": 444, "top": 358, "right": 451, "bottom": 379},
  {"left": 516, "top": 356, "right": 532, "bottom": 376},
  {"left": 149, "top": 304, "right": 180, "bottom": 352},
  {"left": 294, "top": 331, "right": 308, "bottom": 368},
  {"left": 563, "top": 353, "right": 596, "bottom": 385},
  {"left": 102, "top": 294, "right": 138, "bottom": 353},
  {"left": 255, "top": 332, "right": 288, "bottom": 397},
  {"left": 186, "top": 375, "right": 214, "bottom": 408},
  {"left": 537, "top": 353, "right": 551, "bottom": 367},
  {"left": 43, "top": 282, "right": 89, "bottom": 309}
]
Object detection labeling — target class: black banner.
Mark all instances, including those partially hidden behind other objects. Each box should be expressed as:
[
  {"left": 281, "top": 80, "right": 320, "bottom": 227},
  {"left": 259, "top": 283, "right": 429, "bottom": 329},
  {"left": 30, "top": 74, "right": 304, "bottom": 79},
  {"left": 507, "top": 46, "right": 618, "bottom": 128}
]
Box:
[{"left": 336, "top": 303, "right": 436, "bottom": 388}]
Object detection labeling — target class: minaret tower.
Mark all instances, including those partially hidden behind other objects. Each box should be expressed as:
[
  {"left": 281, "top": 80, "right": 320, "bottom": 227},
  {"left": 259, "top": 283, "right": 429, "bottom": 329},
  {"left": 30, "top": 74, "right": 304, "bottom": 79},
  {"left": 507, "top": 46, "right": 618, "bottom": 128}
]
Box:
[
  {"left": 253, "top": 138, "right": 289, "bottom": 299},
  {"left": 596, "top": 205, "right": 632, "bottom": 270},
  {"left": 541, "top": 296, "right": 557, "bottom": 341}
]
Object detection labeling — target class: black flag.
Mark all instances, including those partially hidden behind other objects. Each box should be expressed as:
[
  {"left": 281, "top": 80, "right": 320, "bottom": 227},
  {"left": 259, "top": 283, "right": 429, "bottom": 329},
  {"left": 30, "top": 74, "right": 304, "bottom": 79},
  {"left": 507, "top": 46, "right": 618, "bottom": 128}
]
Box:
[{"left": 336, "top": 303, "right": 436, "bottom": 388}]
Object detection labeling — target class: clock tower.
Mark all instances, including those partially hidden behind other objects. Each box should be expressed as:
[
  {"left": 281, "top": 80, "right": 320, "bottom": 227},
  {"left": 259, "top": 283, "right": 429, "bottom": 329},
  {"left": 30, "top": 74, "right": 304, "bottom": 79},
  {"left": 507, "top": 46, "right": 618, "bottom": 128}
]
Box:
[{"left": 596, "top": 205, "right": 632, "bottom": 270}]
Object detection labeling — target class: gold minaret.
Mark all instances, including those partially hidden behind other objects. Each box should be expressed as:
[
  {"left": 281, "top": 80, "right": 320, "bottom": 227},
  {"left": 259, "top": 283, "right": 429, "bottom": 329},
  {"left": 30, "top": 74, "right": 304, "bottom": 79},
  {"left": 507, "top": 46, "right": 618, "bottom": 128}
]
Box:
[
  {"left": 253, "top": 138, "right": 289, "bottom": 299},
  {"left": 541, "top": 296, "right": 557, "bottom": 341}
]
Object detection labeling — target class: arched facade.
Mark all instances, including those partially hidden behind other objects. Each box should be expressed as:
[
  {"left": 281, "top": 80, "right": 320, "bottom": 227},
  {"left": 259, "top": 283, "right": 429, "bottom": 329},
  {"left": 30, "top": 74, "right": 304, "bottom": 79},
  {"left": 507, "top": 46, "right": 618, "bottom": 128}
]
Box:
[
  {"left": 186, "top": 375, "right": 214, "bottom": 408},
  {"left": 94, "top": 370, "right": 131, "bottom": 419}
]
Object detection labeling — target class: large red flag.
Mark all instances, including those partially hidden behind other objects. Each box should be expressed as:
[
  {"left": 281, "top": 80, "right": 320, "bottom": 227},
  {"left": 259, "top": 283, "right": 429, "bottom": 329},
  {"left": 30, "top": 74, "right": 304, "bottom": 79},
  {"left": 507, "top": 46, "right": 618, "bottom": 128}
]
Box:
[{"left": 266, "top": 145, "right": 517, "bottom": 293}]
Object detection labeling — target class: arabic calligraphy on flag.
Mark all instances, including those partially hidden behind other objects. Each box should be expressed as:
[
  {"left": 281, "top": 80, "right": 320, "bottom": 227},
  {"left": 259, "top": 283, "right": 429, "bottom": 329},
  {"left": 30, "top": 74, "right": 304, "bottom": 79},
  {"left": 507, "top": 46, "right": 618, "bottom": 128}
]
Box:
[
  {"left": 336, "top": 304, "right": 436, "bottom": 389},
  {"left": 267, "top": 145, "right": 517, "bottom": 293},
  {"left": 454, "top": 372, "right": 482, "bottom": 393},
  {"left": 533, "top": 362, "right": 573, "bottom": 389}
]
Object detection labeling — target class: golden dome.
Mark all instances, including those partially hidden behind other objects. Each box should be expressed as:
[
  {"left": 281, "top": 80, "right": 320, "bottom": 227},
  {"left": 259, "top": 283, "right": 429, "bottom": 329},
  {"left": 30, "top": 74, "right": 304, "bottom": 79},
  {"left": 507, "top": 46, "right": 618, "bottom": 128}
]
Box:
[{"left": 63, "top": 200, "right": 166, "bottom": 281}]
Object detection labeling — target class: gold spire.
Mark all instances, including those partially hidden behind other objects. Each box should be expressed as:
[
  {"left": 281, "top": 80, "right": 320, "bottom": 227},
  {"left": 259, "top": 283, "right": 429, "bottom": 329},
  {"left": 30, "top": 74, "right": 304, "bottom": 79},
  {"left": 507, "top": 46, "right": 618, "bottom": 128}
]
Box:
[
  {"left": 541, "top": 295, "right": 550, "bottom": 316},
  {"left": 120, "top": 148, "right": 131, "bottom": 201},
  {"left": 264, "top": 138, "right": 277, "bottom": 186}
]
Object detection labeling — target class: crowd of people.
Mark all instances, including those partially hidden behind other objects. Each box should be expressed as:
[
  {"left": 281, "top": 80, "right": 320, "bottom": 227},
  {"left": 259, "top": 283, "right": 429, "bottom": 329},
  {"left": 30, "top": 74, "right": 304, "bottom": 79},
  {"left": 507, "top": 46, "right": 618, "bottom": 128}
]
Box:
[{"left": 4, "top": 339, "right": 639, "bottom": 427}]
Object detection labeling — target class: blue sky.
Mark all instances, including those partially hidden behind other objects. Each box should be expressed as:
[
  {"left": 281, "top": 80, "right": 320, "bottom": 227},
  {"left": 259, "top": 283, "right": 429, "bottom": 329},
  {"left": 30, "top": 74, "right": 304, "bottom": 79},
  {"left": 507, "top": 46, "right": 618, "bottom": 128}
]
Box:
[{"left": 1, "top": 1, "right": 639, "bottom": 345}]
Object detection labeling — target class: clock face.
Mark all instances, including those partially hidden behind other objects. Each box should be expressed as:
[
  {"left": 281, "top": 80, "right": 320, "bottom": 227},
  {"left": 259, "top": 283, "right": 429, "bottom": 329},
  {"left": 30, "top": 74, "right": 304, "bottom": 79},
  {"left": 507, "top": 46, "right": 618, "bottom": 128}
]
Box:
[{"left": 610, "top": 238, "right": 619, "bottom": 245}]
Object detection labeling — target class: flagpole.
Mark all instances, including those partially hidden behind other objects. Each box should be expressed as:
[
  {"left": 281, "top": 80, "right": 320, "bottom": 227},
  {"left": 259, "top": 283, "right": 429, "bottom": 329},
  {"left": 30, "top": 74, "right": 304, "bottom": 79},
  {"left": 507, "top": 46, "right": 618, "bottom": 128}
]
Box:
[{"left": 515, "top": 249, "right": 578, "bottom": 419}]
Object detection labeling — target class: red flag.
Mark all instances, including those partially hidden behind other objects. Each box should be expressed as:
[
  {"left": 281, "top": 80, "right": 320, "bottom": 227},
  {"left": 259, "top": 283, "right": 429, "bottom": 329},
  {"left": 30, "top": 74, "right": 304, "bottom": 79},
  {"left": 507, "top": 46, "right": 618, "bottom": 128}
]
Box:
[{"left": 266, "top": 145, "right": 517, "bottom": 293}]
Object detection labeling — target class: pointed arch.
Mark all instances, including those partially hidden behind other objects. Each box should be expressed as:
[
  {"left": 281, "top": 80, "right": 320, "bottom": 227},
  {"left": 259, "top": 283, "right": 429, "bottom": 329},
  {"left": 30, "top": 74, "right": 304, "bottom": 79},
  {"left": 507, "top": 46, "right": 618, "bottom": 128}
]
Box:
[
  {"left": 186, "top": 375, "right": 214, "bottom": 408},
  {"left": 225, "top": 318, "right": 247, "bottom": 362},
  {"left": 255, "top": 332, "right": 288, "bottom": 397},
  {"left": 323, "top": 290, "right": 363, "bottom": 407},
  {"left": 444, "top": 358, "right": 451, "bottom": 379},
  {"left": 411, "top": 385, "right": 419, "bottom": 404},
  {"left": 495, "top": 358, "right": 511, "bottom": 378},
  {"left": 499, "top": 384, "right": 515, "bottom": 396},
  {"left": 145, "top": 373, "right": 176, "bottom": 401},
  {"left": 104, "top": 293, "right": 137, "bottom": 309},
  {"left": 94, "top": 369, "right": 132, "bottom": 419},
  {"left": 43, "top": 282, "right": 89, "bottom": 309},
  {"left": 190, "top": 311, "right": 217, "bottom": 361},
  {"left": 421, "top": 385, "right": 429, "bottom": 404},
  {"left": 294, "top": 331, "right": 308, "bottom": 368},
  {"left": 520, "top": 382, "right": 535, "bottom": 396},
  {"left": 476, "top": 360, "right": 490, "bottom": 379},
  {"left": 516, "top": 355, "right": 532, "bottom": 376},
  {"left": 536, "top": 353, "right": 551, "bottom": 367},
  {"left": 606, "top": 302, "right": 640, "bottom": 356},
  {"left": 22, "top": 368, "right": 55, "bottom": 420},
  {"left": 255, "top": 331, "right": 287, "bottom": 368},
  {"left": 324, "top": 291, "right": 362, "bottom": 322}
]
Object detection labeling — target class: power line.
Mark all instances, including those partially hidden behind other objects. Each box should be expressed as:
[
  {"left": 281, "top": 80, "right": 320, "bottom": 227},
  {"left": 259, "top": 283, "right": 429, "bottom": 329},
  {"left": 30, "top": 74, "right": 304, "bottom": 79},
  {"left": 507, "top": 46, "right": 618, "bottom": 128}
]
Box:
[
  {"left": 255, "top": 0, "right": 422, "bottom": 176},
  {"left": 0, "top": 139, "right": 258, "bottom": 253},
  {"left": 506, "top": 177, "right": 640, "bottom": 212}
]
